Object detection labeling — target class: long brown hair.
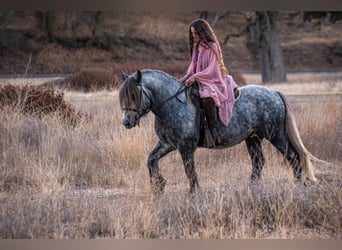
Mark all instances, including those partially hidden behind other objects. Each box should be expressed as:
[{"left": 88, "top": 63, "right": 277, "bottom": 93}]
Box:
[{"left": 188, "top": 19, "right": 228, "bottom": 77}]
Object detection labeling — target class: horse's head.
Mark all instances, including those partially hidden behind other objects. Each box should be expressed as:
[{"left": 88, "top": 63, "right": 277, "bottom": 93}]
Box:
[
  {"left": 119, "top": 70, "right": 143, "bottom": 129},
  {"left": 119, "top": 69, "right": 187, "bottom": 129}
]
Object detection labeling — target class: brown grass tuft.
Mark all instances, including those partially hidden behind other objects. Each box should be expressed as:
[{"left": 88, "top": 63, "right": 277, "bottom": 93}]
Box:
[
  {"left": 0, "top": 84, "right": 86, "bottom": 125},
  {"left": 44, "top": 66, "right": 121, "bottom": 92}
]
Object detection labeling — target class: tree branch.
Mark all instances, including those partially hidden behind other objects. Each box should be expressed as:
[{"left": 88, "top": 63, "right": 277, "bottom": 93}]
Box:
[
  {"left": 223, "top": 26, "right": 248, "bottom": 45},
  {"left": 211, "top": 11, "right": 227, "bottom": 27}
]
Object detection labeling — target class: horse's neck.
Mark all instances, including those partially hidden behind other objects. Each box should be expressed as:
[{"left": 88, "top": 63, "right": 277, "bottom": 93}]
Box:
[
  {"left": 142, "top": 71, "right": 180, "bottom": 97},
  {"left": 141, "top": 71, "right": 184, "bottom": 117}
]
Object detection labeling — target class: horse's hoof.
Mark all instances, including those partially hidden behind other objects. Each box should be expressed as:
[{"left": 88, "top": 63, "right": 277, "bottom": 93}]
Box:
[
  {"left": 151, "top": 177, "right": 167, "bottom": 195},
  {"left": 250, "top": 175, "right": 261, "bottom": 184},
  {"left": 188, "top": 182, "right": 200, "bottom": 198},
  {"left": 303, "top": 177, "right": 318, "bottom": 186}
]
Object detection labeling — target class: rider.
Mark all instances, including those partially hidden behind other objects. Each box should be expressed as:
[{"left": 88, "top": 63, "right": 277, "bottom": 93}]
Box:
[{"left": 179, "top": 19, "right": 237, "bottom": 147}]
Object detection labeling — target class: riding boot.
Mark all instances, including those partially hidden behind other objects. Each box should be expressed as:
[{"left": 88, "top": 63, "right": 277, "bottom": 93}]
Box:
[{"left": 202, "top": 97, "right": 222, "bottom": 147}]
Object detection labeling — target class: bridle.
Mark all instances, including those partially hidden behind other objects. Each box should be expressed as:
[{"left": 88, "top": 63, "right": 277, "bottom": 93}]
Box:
[{"left": 122, "top": 83, "right": 188, "bottom": 119}]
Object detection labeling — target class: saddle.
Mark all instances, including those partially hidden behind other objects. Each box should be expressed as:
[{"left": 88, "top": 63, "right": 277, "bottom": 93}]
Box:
[{"left": 188, "top": 84, "right": 240, "bottom": 147}]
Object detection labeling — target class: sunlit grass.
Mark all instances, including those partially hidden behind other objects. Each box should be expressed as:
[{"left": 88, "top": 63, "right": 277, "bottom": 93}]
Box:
[{"left": 0, "top": 74, "right": 341, "bottom": 239}]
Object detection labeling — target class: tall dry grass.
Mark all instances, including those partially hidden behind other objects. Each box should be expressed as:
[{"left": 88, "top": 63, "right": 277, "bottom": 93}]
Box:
[{"left": 0, "top": 88, "right": 341, "bottom": 239}]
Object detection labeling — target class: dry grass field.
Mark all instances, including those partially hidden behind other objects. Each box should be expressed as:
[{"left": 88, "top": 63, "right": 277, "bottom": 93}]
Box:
[{"left": 0, "top": 73, "right": 341, "bottom": 239}]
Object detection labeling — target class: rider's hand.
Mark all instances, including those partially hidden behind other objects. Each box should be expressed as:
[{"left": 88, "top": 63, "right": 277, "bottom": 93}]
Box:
[
  {"left": 185, "top": 76, "right": 195, "bottom": 86},
  {"left": 179, "top": 76, "right": 188, "bottom": 83}
]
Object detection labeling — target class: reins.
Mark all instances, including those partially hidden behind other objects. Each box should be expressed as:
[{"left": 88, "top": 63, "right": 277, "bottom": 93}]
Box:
[
  {"left": 139, "top": 84, "right": 188, "bottom": 118},
  {"left": 123, "top": 83, "right": 188, "bottom": 118}
]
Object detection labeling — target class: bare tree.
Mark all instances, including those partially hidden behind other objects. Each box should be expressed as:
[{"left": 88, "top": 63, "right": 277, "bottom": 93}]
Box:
[
  {"left": 198, "top": 11, "right": 228, "bottom": 27},
  {"left": 34, "top": 11, "right": 56, "bottom": 42},
  {"left": 211, "top": 11, "right": 227, "bottom": 27},
  {"left": 223, "top": 11, "right": 287, "bottom": 83},
  {"left": 303, "top": 11, "right": 342, "bottom": 24},
  {"left": 256, "top": 11, "right": 286, "bottom": 83},
  {"left": 63, "top": 12, "right": 80, "bottom": 32},
  {"left": 223, "top": 12, "right": 257, "bottom": 49},
  {"left": 83, "top": 11, "right": 105, "bottom": 38}
]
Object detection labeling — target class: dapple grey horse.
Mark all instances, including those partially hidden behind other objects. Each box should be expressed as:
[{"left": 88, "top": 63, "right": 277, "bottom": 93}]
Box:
[{"left": 119, "top": 69, "right": 317, "bottom": 194}]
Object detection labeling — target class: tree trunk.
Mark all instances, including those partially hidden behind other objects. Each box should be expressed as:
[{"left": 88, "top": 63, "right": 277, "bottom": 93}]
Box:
[
  {"left": 34, "top": 11, "right": 55, "bottom": 42},
  {"left": 256, "top": 11, "right": 287, "bottom": 83},
  {"left": 64, "top": 12, "right": 80, "bottom": 32}
]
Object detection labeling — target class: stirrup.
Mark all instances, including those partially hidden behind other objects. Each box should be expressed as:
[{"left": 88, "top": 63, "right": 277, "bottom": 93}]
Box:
[{"left": 234, "top": 87, "right": 241, "bottom": 100}]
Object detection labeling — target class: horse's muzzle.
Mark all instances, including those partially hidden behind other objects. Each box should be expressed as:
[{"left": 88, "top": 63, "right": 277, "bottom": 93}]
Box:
[{"left": 122, "top": 112, "right": 139, "bottom": 129}]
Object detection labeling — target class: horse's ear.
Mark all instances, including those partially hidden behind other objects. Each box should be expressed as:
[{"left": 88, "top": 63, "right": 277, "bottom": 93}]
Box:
[
  {"left": 121, "top": 71, "right": 129, "bottom": 81},
  {"left": 135, "top": 70, "right": 142, "bottom": 83}
]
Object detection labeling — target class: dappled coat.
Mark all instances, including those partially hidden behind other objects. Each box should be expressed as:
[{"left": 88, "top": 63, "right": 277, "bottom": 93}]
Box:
[{"left": 185, "top": 42, "right": 237, "bottom": 126}]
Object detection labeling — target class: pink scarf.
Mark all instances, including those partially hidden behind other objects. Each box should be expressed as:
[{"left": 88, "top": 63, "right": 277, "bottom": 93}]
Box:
[{"left": 185, "top": 42, "right": 237, "bottom": 126}]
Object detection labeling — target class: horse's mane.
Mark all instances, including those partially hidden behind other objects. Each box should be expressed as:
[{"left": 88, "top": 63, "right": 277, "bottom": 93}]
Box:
[
  {"left": 142, "top": 69, "right": 179, "bottom": 83},
  {"left": 119, "top": 75, "right": 141, "bottom": 111}
]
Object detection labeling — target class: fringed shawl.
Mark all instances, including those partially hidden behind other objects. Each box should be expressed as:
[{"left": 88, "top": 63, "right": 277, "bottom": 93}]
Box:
[{"left": 185, "top": 42, "right": 237, "bottom": 126}]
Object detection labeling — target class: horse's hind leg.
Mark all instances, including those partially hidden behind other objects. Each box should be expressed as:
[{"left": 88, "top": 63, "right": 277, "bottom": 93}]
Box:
[
  {"left": 270, "top": 135, "right": 302, "bottom": 180},
  {"left": 147, "top": 141, "right": 175, "bottom": 195},
  {"left": 245, "top": 133, "right": 265, "bottom": 181}
]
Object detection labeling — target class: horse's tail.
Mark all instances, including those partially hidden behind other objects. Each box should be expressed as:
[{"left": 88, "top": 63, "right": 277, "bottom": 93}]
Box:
[{"left": 277, "top": 91, "right": 318, "bottom": 182}]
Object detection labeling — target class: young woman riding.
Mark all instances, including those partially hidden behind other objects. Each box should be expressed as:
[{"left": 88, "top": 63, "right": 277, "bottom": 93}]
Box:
[{"left": 179, "top": 19, "right": 237, "bottom": 147}]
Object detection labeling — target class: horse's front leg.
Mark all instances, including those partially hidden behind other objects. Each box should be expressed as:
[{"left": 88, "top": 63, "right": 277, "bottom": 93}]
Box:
[
  {"left": 147, "top": 140, "right": 175, "bottom": 195},
  {"left": 180, "top": 150, "right": 199, "bottom": 193}
]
